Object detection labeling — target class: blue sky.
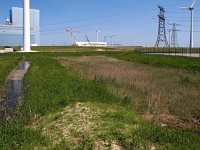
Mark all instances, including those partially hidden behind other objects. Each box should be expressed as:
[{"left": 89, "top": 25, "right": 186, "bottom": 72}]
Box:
[{"left": 0, "top": 0, "right": 200, "bottom": 46}]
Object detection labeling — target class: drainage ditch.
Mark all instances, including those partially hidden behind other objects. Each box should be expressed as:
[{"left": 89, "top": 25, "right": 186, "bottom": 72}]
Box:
[{"left": 0, "top": 61, "right": 30, "bottom": 121}]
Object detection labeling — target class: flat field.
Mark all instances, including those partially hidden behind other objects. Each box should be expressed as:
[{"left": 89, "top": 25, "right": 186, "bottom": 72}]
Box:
[
  {"left": 58, "top": 56, "right": 200, "bottom": 128},
  {"left": 13, "top": 46, "right": 130, "bottom": 52},
  {"left": 0, "top": 50, "right": 200, "bottom": 149}
]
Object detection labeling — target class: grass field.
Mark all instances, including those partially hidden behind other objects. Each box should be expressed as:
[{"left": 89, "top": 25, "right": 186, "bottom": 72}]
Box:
[
  {"left": 12, "top": 46, "right": 200, "bottom": 53},
  {"left": 0, "top": 54, "right": 22, "bottom": 91},
  {"left": 0, "top": 51, "right": 200, "bottom": 149},
  {"left": 13, "top": 46, "right": 128, "bottom": 52},
  {"left": 58, "top": 56, "right": 200, "bottom": 127},
  {"left": 133, "top": 47, "right": 200, "bottom": 53},
  {"left": 46, "top": 51, "right": 200, "bottom": 72},
  {"left": 108, "top": 52, "right": 200, "bottom": 72}
]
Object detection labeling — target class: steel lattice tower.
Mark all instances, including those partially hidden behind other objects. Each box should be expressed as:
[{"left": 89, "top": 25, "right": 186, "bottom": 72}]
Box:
[
  {"left": 155, "top": 6, "right": 168, "bottom": 47},
  {"left": 169, "top": 23, "right": 180, "bottom": 47}
]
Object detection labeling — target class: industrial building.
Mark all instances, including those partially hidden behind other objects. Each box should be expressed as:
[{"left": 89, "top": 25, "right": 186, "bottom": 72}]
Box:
[
  {"left": 75, "top": 42, "right": 107, "bottom": 47},
  {"left": 0, "top": 7, "right": 40, "bottom": 46}
]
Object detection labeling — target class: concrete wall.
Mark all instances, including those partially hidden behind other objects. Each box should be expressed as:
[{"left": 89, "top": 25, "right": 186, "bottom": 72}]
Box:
[{"left": 0, "top": 33, "right": 36, "bottom": 46}]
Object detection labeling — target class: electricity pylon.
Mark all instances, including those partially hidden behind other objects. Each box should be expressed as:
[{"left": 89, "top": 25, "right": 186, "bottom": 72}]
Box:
[
  {"left": 104, "top": 35, "right": 118, "bottom": 46},
  {"left": 167, "top": 29, "right": 172, "bottom": 47},
  {"left": 168, "top": 23, "right": 180, "bottom": 47},
  {"left": 155, "top": 5, "right": 168, "bottom": 47}
]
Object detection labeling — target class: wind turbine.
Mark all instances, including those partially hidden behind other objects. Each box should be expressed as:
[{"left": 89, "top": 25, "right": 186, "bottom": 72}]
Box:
[
  {"left": 96, "top": 26, "right": 100, "bottom": 43},
  {"left": 23, "top": 0, "right": 31, "bottom": 52},
  {"left": 181, "top": 0, "right": 196, "bottom": 51}
]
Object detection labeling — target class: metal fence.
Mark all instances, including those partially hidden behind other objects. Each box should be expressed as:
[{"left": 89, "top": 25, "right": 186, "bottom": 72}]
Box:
[{"left": 136, "top": 47, "right": 200, "bottom": 58}]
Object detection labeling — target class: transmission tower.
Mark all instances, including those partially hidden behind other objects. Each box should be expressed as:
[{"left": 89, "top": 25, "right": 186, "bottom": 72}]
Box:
[
  {"left": 155, "top": 5, "right": 168, "bottom": 47},
  {"left": 104, "top": 35, "right": 118, "bottom": 46},
  {"left": 167, "top": 29, "right": 172, "bottom": 47},
  {"left": 168, "top": 23, "right": 180, "bottom": 47}
]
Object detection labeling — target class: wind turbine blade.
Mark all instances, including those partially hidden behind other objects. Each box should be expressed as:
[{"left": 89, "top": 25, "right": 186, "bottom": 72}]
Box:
[
  {"left": 180, "top": 7, "right": 189, "bottom": 9},
  {"left": 191, "top": 0, "right": 196, "bottom": 8}
]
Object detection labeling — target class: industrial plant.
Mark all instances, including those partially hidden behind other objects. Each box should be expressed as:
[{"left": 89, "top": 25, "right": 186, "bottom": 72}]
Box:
[
  {"left": 0, "top": 1, "right": 200, "bottom": 149},
  {"left": 0, "top": 0, "right": 199, "bottom": 51},
  {"left": 0, "top": 7, "right": 40, "bottom": 46}
]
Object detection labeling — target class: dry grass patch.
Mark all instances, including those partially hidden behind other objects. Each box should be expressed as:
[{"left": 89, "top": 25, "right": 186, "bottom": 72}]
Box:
[
  {"left": 33, "top": 102, "right": 141, "bottom": 149},
  {"left": 57, "top": 56, "right": 200, "bottom": 128}
]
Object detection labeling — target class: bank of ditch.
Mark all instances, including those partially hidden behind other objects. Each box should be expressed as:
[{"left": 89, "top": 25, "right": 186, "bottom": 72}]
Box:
[
  {"left": 0, "top": 54, "right": 22, "bottom": 118},
  {"left": 0, "top": 60, "right": 30, "bottom": 121},
  {"left": 0, "top": 54, "right": 22, "bottom": 91}
]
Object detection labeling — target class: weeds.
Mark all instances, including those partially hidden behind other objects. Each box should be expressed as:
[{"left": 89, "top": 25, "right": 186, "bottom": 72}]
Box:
[
  {"left": 0, "top": 54, "right": 22, "bottom": 91},
  {"left": 0, "top": 52, "right": 200, "bottom": 149},
  {"left": 58, "top": 56, "right": 200, "bottom": 127}
]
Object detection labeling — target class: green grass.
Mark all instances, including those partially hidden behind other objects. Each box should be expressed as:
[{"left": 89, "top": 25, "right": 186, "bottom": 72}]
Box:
[
  {"left": 58, "top": 56, "right": 200, "bottom": 126},
  {"left": 0, "top": 52, "right": 200, "bottom": 149},
  {"left": 45, "top": 51, "right": 200, "bottom": 72},
  {"left": 0, "top": 54, "right": 22, "bottom": 91},
  {"left": 13, "top": 46, "right": 119, "bottom": 52},
  {"left": 22, "top": 55, "right": 116, "bottom": 117},
  {"left": 106, "top": 52, "right": 200, "bottom": 72},
  {"left": 13, "top": 46, "right": 97, "bottom": 52},
  {"left": 0, "top": 54, "right": 119, "bottom": 149},
  {"left": 0, "top": 124, "right": 48, "bottom": 150},
  {"left": 133, "top": 47, "right": 200, "bottom": 53}
]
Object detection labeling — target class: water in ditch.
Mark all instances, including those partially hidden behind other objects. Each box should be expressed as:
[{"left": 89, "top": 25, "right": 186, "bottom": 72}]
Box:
[{"left": 0, "top": 61, "right": 30, "bottom": 121}]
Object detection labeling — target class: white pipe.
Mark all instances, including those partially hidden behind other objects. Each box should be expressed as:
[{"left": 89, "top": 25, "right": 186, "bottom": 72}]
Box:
[{"left": 23, "top": 0, "right": 31, "bottom": 52}]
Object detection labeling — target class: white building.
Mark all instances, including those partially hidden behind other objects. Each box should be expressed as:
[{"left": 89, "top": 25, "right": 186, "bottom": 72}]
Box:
[{"left": 75, "top": 42, "right": 107, "bottom": 47}]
